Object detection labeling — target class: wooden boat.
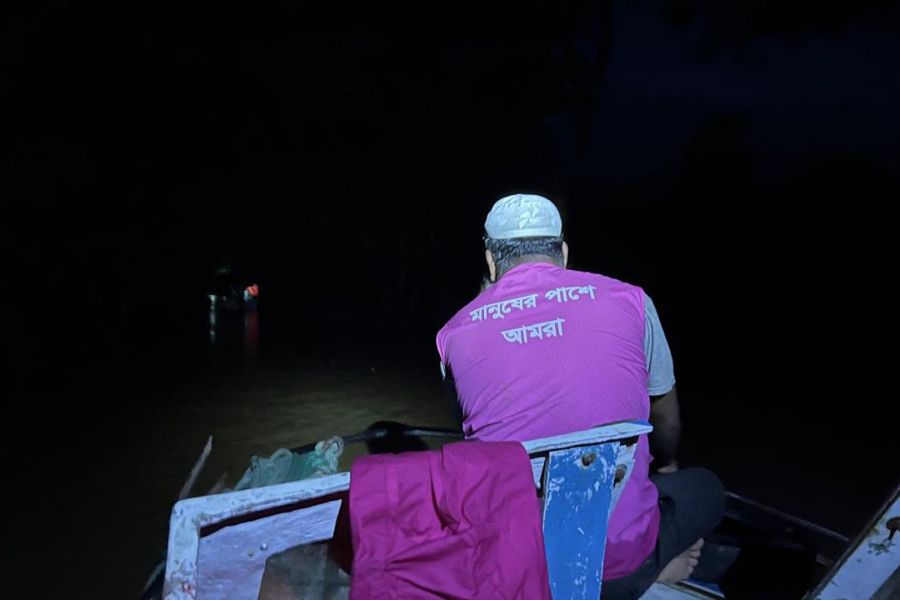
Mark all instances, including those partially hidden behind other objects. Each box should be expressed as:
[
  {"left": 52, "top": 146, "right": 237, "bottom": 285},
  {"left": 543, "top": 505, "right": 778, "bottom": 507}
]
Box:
[{"left": 152, "top": 421, "right": 899, "bottom": 599}]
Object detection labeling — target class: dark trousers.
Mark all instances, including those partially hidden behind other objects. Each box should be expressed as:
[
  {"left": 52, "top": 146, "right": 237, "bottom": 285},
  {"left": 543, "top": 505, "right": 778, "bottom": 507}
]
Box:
[{"left": 601, "top": 468, "right": 726, "bottom": 600}]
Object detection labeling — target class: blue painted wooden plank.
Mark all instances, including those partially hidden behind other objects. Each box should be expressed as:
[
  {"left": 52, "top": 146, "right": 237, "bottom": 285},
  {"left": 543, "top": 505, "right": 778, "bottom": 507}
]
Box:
[{"left": 542, "top": 442, "right": 619, "bottom": 600}]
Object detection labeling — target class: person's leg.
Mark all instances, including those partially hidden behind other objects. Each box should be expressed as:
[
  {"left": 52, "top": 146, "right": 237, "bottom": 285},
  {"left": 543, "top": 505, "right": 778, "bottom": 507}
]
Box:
[
  {"left": 601, "top": 468, "right": 725, "bottom": 600},
  {"left": 652, "top": 467, "right": 726, "bottom": 560}
]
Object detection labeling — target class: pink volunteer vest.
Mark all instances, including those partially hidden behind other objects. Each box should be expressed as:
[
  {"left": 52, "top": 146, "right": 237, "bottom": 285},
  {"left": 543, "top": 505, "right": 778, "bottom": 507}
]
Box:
[{"left": 437, "top": 262, "right": 660, "bottom": 579}]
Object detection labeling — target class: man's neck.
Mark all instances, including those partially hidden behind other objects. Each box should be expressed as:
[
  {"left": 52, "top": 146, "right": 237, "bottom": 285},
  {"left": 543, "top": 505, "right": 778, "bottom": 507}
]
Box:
[
  {"left": 525, "top": 255, "right": 562, "bottom": 267},
  {"left": 494, "top": 256, "right": 562, "bottom": 282}
]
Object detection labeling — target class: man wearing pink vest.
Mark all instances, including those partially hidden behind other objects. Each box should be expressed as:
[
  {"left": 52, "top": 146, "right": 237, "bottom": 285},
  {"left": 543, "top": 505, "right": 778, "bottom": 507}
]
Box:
[{"left": 437, "top": 194, "right": 724, "bottom": 600}]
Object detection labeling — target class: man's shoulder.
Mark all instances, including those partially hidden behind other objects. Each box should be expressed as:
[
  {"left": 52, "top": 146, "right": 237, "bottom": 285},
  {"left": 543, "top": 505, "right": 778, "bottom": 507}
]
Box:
[
  {"left": 442, "top": 288, "right": 493, "bottom": 331},
  {"left": 565, "top": 268, "right": 644, "bottom": 294},
  {"left": 439, "top": 289, "right": 484, "bottom": 334},
  {"left": 436, "top": 289, "right": 491, "bottom": 362}
]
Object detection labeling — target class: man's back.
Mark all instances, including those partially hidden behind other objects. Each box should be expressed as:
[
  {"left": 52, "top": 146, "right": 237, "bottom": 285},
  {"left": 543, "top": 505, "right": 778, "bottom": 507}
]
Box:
[{"left": 437, "top": 262, "right": 660, "bottom": 579}]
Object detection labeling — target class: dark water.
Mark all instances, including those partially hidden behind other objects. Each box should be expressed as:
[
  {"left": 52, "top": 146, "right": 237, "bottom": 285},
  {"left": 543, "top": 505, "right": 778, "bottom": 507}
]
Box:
[
  {"left": 9, "top": 298, "right": 897, "bottom": 599},
  {"left": 8, "top": 306, "right": 454, "bottom": 598}
]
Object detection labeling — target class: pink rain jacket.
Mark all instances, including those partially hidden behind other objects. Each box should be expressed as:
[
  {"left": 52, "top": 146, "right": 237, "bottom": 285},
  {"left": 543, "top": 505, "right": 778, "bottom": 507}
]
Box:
[{"left": 349, "top": 441, "right": 552, "bottom": 599}]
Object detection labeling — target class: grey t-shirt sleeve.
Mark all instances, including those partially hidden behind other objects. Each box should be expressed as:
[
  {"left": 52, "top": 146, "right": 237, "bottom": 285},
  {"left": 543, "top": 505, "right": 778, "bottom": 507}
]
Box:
[{"left": 643, "top": 292, "right": 676, "bottom": 396}]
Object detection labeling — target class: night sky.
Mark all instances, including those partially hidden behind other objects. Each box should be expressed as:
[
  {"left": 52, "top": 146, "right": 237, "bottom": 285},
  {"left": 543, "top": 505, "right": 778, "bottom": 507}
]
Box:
[{"left": 3, "top": 0, "right": 899, "bottom": 595}]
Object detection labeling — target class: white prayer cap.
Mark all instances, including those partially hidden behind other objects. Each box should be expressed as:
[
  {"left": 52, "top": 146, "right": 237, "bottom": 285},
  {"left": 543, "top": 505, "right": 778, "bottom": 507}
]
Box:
[{"left": 484, "top": 194, "right": 562, "bottom": 239}]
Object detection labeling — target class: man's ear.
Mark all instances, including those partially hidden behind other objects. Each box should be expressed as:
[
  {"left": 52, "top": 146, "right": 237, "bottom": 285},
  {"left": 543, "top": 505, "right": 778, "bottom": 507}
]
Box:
[
  {"left": 485, "top": 249, "right": 497, "bottom": 282},
  {"left": 562, "top": 241, "right": 569, "bottom": 268}
]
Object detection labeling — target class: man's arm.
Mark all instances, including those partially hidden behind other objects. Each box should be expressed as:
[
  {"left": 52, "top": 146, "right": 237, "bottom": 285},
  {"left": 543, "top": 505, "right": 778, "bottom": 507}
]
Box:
[
  {"left": 649, "top": 386, "right": 681, "bottom": 472},
  {"left": 643, "top": 292, "right": 680, "bottom": 472}
]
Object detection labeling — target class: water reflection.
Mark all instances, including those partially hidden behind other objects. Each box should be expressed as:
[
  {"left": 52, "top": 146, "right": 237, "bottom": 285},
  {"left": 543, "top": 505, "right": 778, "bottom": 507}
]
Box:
[
  {"left": 208, "top": 294, "right": 217, "bottom": 343},
  {"left": 244, "top": 310, "right": 259, "bottom": 358},
  {"left": 208, "top": 293, "right": 259, "bottom": 358}
]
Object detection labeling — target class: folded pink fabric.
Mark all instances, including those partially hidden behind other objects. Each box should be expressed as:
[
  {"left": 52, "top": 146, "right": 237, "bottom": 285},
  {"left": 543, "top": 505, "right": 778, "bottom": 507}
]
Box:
[{"left": 349, "top": 441, "right": 552, "bottom": 600}]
